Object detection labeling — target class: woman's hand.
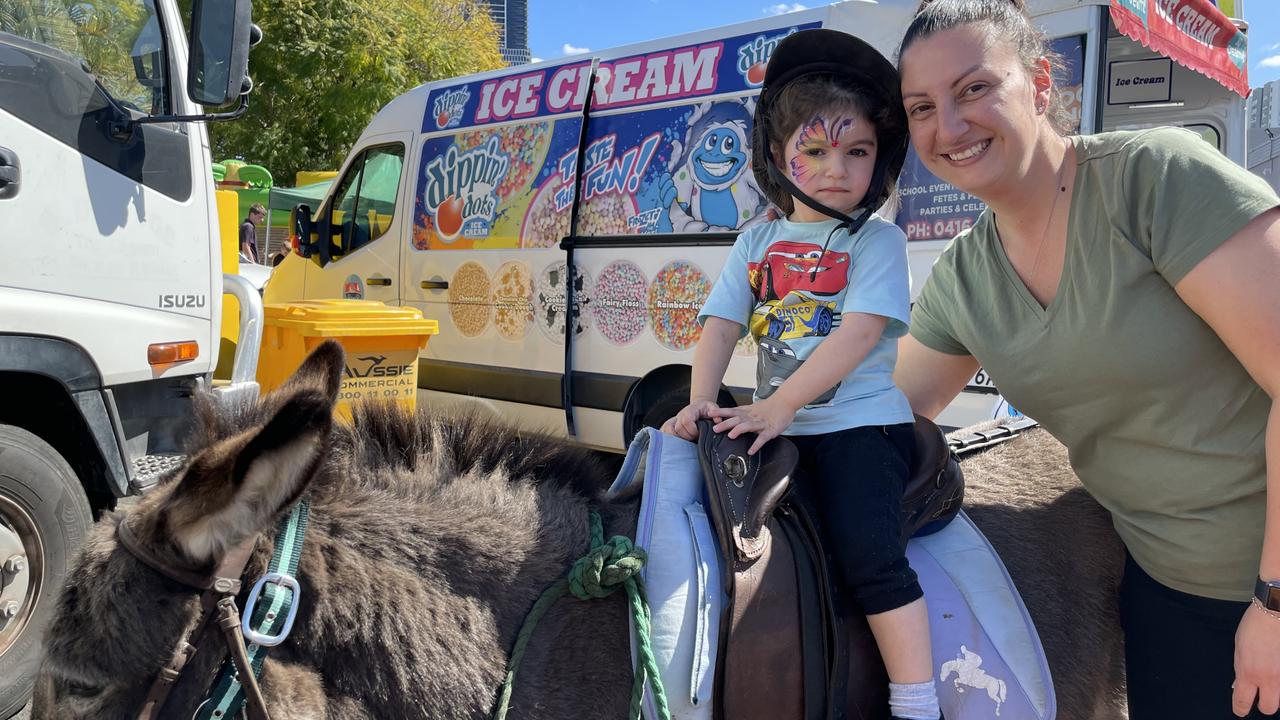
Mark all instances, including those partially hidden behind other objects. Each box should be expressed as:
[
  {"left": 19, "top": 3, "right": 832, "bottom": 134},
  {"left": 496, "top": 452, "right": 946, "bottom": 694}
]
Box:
[
  {"left": 710, "top": 398, "right": 797, "bottom": 455},
  {"left": 660, "top": 400, "right": 721, "bottom": 441},
  {"left": 1233, "top": 603, "right": 1280, "bottom": 716}
]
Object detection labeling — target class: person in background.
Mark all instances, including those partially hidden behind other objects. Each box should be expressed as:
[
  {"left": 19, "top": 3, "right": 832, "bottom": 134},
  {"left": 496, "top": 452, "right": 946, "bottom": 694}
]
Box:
[
  {"left": 893, "top": 1, "right": 1280, "bottom": 717},
  {"left": 240, "top": 203, "right": 265, "bottom": 263},
  {"left": 269, "top": 242, "right": 290, "bottom": 267}
]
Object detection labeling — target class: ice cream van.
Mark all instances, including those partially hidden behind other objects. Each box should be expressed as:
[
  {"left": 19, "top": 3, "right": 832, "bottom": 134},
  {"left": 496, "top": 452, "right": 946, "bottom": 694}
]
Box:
[{"left": 265, "top": 0, "right": 1252, "bottom": 450}]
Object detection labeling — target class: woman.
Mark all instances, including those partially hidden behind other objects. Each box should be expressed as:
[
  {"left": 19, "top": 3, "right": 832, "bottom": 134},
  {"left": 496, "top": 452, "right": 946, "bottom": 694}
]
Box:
[{"left": 892, "top": 1, "right": 1280, "bottom": 717}]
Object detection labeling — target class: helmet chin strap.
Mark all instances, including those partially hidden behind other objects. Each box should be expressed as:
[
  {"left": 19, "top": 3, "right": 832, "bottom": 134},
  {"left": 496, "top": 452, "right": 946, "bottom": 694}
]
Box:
[
  {"left": 762, "top": 141, "right": 892, "bottom": 234},
  {"left": 763, "top": 141, "right": 893, "bottom": 281}
]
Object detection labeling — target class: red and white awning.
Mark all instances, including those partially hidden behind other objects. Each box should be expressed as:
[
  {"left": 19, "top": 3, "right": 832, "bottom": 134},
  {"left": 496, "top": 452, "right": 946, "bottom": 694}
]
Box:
[{"left": 1109, "top": 0, "right": 1249, "bottom": 98}]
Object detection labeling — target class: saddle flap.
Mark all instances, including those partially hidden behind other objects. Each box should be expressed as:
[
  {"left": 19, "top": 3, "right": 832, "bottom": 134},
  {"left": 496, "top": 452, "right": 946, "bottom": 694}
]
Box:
[
  {"left": 696, "top": 420, "right": 798, "bottom": 561},
  {"left": 901, "top": 414, "right": 965, "bottom": 542}
]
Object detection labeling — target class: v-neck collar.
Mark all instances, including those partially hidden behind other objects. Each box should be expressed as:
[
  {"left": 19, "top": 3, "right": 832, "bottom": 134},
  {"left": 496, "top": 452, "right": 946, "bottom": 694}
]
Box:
[{"left": 989, "top": 135, "right": 1083, "bottom": 325}]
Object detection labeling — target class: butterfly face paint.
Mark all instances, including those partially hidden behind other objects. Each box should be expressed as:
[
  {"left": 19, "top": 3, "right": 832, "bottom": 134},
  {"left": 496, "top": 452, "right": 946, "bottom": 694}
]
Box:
[{"left": 777, "top": 109, "right": 877, "bottom": 222}]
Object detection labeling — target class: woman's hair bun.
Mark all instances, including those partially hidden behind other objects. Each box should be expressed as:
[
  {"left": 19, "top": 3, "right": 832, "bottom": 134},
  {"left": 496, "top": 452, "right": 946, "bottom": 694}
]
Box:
[{"left": 914, "top": 0, "right": 1027, "bottom": 18}]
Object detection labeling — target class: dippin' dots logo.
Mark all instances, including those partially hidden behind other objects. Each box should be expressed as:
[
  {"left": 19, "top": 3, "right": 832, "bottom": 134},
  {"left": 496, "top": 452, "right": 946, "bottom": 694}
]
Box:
[
  {"left": 433, "top": 87, "right": 471, "bottom": 130},
  {"left": 737, "top": 28, "right": 798, "bottom": 87}
]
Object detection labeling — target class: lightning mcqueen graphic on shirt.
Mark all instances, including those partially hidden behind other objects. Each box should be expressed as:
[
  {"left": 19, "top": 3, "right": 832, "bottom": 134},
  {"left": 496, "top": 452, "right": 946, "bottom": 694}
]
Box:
[{"left": 747, "top": 240, "right": 851, "bottom": 302}]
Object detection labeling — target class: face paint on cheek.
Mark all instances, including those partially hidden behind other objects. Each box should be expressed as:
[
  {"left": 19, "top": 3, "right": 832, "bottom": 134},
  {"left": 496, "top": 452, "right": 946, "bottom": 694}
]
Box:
[
  {"left": 788, "top": 155, "right": 816, "bottom": 185},
  {"left": 789, "top": 115, "right": 830, "bottom": 187}
]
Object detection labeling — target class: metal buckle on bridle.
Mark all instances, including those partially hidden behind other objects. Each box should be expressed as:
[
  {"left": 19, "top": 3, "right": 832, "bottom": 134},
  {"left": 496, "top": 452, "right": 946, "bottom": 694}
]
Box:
[{"left": 240, "top": 572, "right": 302, "bottom": 647}]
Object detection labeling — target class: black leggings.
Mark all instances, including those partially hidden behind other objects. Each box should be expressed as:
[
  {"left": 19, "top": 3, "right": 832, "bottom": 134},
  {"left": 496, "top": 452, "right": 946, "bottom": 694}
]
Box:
[
  {"left": 788, "top": 423, "right": 921, "bottom": 616},
  {"left": 1121, "top": 553, "right": 1278, "bottom": 718}
]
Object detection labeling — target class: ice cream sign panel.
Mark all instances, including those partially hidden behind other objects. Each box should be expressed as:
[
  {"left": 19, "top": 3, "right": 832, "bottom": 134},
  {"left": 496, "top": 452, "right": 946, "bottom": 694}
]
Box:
[{"left": 422, "top": 22, "right": 820, "bottom": 132}]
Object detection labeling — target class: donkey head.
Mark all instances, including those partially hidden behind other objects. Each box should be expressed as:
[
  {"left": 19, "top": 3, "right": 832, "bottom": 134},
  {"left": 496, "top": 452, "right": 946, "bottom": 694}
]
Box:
[{"left": 32, "top": 341, "right": 345, "bottom": 720}]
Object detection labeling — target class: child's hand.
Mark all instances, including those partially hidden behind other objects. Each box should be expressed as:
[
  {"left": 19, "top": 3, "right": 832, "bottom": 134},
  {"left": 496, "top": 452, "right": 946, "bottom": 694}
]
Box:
[
  {"left": 660, "top": 400, "right": 721, "bottom": 441},
  {"left": 711, "top": 398, "right": 797, "bottom": 455}
]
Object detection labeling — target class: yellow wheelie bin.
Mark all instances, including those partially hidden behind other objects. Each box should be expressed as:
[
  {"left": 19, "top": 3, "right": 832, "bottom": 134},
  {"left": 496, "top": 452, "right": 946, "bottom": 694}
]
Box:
[{"left": 258, "top": 300, "right": 438, "bottom": 420}]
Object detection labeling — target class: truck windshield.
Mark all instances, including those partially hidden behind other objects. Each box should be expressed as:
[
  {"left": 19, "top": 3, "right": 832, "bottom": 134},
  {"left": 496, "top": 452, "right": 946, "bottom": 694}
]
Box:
[{"left": 1, "top": 0, "right": 168, "bottom": 114}]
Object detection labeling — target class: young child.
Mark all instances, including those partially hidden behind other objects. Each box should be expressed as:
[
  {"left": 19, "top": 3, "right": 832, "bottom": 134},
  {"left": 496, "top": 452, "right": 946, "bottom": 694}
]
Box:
[{"left": 660, "top": 29, "right": 940, "bottom": 720}]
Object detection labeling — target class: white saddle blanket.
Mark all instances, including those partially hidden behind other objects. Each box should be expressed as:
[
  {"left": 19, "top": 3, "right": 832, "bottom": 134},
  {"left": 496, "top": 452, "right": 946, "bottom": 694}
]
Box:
[{"left": 607, "top": 428, "right": 1055, "bottom": 720}]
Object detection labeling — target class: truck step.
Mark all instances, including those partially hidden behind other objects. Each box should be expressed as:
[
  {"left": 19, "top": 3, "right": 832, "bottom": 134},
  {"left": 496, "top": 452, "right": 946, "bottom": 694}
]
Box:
[{"left": 130, "top": 453, "right": 187, "bottom": 491}]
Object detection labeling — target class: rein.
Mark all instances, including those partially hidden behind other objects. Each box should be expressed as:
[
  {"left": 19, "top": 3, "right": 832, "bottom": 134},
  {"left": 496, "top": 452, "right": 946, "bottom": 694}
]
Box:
[
  {"left": 116, "top": 500, "right": 311, "bottom": 720},
  {"left": 115, "top": 516, "right": 271, "bottom": 720}
]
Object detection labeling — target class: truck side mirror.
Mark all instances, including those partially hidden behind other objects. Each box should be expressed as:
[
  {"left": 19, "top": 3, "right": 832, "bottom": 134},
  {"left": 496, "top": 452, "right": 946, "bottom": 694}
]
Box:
[{"left": 187, "top": 0, "right": 255, "bottom": 107}]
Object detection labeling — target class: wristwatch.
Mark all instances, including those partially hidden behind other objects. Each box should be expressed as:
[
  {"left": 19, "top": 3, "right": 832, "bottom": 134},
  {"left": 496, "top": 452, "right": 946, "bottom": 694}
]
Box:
[{"left": 1254, "top": 576, "right": 1280, "bottom": 612}]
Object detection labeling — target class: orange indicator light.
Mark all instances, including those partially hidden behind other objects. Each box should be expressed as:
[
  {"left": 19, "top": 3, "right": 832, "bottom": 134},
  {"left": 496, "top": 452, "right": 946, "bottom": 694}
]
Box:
[{"left": 148, "top": 341, "right": 199, "bottom": 366}]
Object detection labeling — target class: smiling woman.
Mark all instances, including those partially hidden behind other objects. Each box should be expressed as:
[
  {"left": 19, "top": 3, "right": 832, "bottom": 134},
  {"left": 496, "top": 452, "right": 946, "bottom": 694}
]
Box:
[{"left": 892, "top": 2, "right": 1280, "bottom": 718}]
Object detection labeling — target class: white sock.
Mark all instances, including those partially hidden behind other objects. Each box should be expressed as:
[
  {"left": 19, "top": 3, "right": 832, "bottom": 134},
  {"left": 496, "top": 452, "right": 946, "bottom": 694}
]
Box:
[{"left": 888, "top": 680, "right": 941, "bottom": 720}]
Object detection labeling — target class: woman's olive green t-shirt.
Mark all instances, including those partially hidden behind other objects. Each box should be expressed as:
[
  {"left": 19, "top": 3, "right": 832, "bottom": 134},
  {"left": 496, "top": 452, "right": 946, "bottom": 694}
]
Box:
[{"left": 911, "top": 127, "right": 1279, "bottom": 600}]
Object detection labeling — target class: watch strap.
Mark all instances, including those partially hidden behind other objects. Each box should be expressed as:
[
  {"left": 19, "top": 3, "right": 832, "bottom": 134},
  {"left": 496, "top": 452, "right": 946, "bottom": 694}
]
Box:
[{"left": 1254, "top": 576, "right": 1280, "bottom": 612}]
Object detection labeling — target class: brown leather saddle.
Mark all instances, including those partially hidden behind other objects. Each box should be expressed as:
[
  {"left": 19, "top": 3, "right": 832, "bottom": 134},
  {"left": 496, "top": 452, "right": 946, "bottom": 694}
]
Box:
[{"left": 695, "top": 415, "right": 963, "bottom": 720}]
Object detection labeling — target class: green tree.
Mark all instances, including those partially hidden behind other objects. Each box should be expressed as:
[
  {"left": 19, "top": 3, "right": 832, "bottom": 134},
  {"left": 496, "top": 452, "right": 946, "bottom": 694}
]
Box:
[{"left": 208, "top": 0, "right": 503, "bottom": 184}]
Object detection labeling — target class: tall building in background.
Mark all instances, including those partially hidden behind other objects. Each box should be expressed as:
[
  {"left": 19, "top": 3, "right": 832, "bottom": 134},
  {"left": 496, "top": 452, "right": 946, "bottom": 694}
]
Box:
[
  {"left": 1247, "top": 80, "right": 1280, "bottom": 194},
  {"left": 487, "top": 0, "right": 531, "bottom": 65},
  {"left": 1249, "top": 81, "right": 1279, "bottom": 131}
]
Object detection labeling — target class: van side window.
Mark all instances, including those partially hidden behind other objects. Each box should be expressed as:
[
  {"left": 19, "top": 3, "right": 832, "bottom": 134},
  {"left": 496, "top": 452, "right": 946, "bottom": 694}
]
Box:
[
  {"left": 329, "top": 143, "right": 405, "bottom": 255},
  {"left": 1184, "top": 124, "right": 1222, "bottom": 152},
  {"left": 354, "top": 146, "right": 405, "bottom": 244}
]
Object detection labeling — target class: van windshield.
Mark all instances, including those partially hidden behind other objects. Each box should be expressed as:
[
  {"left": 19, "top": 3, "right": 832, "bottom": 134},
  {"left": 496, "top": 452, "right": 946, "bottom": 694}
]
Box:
[{"left": 1, "top": 0, "right": 168, "bottom": 114}]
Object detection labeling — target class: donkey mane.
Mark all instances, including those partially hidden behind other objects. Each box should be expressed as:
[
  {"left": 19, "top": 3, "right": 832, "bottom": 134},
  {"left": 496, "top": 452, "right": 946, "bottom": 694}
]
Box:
[{"left": 189, "top": 394, "right": 613, "bottom": 501}]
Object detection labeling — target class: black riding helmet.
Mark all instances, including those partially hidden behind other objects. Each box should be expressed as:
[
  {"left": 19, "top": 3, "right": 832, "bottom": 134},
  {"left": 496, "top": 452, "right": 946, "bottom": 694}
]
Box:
[{"left": 751, "top": 29, "right": 908, "bottom": 231}]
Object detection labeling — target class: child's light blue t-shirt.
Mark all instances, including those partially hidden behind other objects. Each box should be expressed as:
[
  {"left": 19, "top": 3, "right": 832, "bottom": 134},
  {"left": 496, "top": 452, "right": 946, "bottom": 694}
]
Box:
[{"left": 699, "top": 214, "right": 913, "bottom": 435}]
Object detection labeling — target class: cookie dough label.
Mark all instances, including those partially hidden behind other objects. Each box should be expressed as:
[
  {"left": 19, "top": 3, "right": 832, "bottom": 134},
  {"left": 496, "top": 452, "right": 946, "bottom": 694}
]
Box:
[{"left": 536, "top": 260, "right": 592, "bottom": 344}]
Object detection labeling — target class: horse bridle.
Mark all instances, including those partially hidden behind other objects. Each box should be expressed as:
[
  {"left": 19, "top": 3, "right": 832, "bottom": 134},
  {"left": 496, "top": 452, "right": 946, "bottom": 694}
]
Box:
[{"left": 114, "top": 517, "right": 273, "bottom": 720}]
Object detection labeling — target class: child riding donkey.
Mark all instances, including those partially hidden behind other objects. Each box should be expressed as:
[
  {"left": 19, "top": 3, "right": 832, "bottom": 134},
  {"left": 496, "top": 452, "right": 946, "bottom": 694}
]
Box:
[{"left": 662, "top": 29, "right": 942, "bottom": 720}]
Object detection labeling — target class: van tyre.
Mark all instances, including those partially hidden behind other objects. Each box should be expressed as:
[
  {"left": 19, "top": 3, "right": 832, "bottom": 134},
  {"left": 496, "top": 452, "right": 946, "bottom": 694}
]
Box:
[
  {"left": 641, "top": 388, "right": 690, "bottom": 431},
  {"left": 640, "top": 388, "right": 737, "bottom": 431},
  {"left": 0, "top": 425, "right": 93, "bottom": 720}
]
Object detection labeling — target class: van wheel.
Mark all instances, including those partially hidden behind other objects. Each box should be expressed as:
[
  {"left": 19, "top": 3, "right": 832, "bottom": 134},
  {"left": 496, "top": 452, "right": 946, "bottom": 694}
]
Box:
[
  {"left": 639, "top": 388, "right": 738, "bottom": 431},
  {"left": 0, "top": 425, "right": 93, "bottom": 720},
  {"left": 640, "top": 388, "right": 689, "bottom": 431}
]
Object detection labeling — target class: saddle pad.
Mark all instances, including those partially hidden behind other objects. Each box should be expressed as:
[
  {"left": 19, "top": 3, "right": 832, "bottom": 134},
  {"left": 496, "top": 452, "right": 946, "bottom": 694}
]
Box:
[
  {"left": 908, "top": 510, "right": 1056, "bottom": 720},
  {"left": 607, "top": 428, "right": 723, "bottom": 720}
]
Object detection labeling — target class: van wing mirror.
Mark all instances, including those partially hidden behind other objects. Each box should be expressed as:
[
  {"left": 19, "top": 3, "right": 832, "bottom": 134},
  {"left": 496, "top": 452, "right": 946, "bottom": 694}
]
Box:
[
  {"left": 293, "top": 203, "right": 342, "bottom": 267},
  {"left": 293, "top": 204, "right": 317, "bottom": 258},
  {"left": 187, "top": 0, "right": 254, "bottom": 107}
]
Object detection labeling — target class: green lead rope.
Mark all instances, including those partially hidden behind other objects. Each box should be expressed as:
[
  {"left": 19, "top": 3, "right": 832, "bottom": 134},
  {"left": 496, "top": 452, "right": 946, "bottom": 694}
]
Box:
[
  {"left": 196, "top": 500, "right": 309, "bottom": 720},
  {"left": 493, "top": 510, "right": 671, "bottom": 720}
]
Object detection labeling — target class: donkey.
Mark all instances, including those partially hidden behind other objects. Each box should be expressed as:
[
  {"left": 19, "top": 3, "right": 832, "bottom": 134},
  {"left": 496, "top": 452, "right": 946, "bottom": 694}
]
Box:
[{"left": 31, "top": 341, "right": 1126, "bottom": 719}]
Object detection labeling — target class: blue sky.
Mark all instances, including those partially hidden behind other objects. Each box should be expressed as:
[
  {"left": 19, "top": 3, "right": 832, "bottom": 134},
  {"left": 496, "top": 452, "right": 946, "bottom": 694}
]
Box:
[{"left": 529, "top": 1, "right": 1280, "bottom": 88}]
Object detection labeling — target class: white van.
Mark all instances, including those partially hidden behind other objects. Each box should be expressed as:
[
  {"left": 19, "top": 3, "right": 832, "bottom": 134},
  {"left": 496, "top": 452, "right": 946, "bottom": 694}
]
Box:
[{"left": 266, "top": 0, "right": 1251, "bottom": 450}]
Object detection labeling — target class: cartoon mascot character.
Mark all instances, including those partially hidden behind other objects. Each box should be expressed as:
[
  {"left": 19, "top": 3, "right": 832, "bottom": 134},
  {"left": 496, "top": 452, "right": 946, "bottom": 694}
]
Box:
[{"left": 656, "top": 99, "right": 769, "bottom": 232}]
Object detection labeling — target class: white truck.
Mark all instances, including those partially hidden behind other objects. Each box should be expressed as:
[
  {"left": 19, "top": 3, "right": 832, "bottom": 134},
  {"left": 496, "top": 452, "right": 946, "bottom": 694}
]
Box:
[
  {"left": 268, "top": 0, "right": 1252, "bottom": 450},
  {"left": 0, "top": 1, "right": 261, "bottom": 714}
]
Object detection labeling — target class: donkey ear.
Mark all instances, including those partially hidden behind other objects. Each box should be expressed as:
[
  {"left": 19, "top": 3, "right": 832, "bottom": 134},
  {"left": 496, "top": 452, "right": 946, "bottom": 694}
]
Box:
[
  {"left": 163, "top": 389, "right": 333, "bottom": 563},
  {"left": 280, "top": 339, "right": 345, "bottom": 403}
]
